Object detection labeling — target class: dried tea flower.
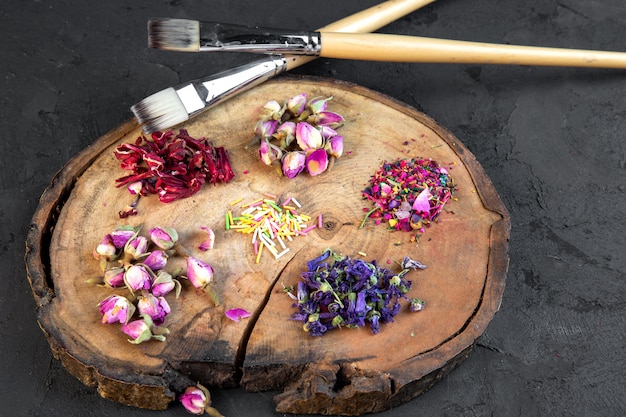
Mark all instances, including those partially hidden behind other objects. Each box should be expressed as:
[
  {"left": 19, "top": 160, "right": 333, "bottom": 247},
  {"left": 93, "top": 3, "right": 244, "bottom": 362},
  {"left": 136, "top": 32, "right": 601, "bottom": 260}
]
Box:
[
  {"left": 250, "top": 93, "right": 345, "bottom": 178},
  {"left": 98, "top": 294, "right": 135, "bottom": 324},
  {"left": 114, "top": 129, "right": 235, "bottom": 210},
  {"left": 90, "top": 225, "right": 217, "bottom": 344},
  {"left": 137, "top": 292, "right": 171, "bottom": 326},
  {"left": 149, "top": 226, "right": 179, "bottom": 250},
  {"left": 121, "top": 315, "right": 168, "bottom": 344},
  {"left": 179, "top": 384, "right": 224, "bottom": 416},
  {"left": 124, "top": 264, "right": 153, "bottom": 293},
  {"left": 287, "top": 249, "right": 427, "bottom": 336},
  {"left": 361, "top": 157, "right": 456, "bottom": 235}
]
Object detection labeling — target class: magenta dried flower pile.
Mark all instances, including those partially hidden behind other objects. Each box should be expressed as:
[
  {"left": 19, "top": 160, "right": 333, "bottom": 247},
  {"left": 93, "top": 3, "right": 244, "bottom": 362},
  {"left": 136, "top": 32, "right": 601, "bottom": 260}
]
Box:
[
  {"left": 113, "top": 129, "right": 235, "bottom": 215},
  {"left": 92, "top": 225, "right": 219, "bottom": 344},
  {"left": 251, "top": 93, "right": 345, "bottom": 178},
  {"left": 286, "top": 249, "right": 427, "bottom": 336},
  {"left": 361, "top": 157, "right": 456, "bottom": 234}
]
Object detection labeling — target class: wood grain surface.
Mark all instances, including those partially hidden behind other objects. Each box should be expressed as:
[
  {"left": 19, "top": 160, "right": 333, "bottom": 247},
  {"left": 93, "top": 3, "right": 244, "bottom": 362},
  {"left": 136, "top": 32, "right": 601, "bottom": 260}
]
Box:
[{"left": 26, "top": 76, "right": 509, "bottom": 415}]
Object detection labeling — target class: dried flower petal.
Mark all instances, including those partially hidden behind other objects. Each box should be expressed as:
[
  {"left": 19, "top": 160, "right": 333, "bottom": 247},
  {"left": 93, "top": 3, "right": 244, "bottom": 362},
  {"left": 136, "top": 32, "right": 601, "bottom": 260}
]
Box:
[
  {"left": 199, "top": 226, "right": 215, "bottom": 251},
  {"left": 225, "top": 308, "right": 252, "bottom": 322},
  {"left": 412, "top": 187, "right": 432, "bottom": 214}
]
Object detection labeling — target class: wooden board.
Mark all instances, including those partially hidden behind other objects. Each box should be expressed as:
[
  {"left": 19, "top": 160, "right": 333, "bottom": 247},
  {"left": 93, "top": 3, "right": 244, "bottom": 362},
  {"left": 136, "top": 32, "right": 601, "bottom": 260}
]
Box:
[{"left": 25, "top": 76, "right": 510, "bottom": 415}]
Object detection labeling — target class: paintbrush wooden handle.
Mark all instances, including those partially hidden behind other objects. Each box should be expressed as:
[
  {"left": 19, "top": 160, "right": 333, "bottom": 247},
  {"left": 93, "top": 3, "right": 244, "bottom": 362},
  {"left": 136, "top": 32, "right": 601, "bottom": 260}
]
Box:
[
  {"left": 285, "top": 0, "right": 437, "bottom": 70},
  {"left": 320, "top": 32, "right": 626, "bottom": 68}
]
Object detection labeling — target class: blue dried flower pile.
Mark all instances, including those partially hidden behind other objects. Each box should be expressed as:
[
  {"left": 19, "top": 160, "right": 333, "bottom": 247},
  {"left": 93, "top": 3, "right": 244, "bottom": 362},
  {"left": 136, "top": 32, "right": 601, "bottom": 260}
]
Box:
[{"left": 288, "top": 249, "right": 427, "bottom": 336}]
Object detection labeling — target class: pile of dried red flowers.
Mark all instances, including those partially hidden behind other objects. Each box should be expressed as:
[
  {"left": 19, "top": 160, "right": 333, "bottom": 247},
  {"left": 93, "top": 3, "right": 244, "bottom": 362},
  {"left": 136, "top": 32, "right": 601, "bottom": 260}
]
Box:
[
  {"left": 114, "top": 129, "right": 234, "bottom": 214},
  {"left": 286, "top": 249, "right": 426, "bottom": 336},
  {"left": 250, "top": 93, "right": 345, "bottom": 178},
  {"left": 361, "top": 157, "right": 456, "bottom": 234}
]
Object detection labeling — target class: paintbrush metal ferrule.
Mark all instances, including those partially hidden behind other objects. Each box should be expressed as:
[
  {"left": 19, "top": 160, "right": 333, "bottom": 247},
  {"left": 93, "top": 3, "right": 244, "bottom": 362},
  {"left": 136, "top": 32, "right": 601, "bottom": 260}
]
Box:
[
  {"left": 149, "top": 18, "right": 322, "bottom": 55},
  {"left": 131, "top": 55, "right": 287, "bottom": 133}
]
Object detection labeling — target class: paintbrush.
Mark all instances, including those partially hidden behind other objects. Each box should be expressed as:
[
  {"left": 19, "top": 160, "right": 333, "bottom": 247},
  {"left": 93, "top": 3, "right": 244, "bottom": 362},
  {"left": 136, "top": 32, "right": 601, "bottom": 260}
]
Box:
[
  {"left": 149, "top": 19, "right": 626, "bottom": 69},
  {"left": 131, "top": 0, "right": 437, "bottom": 134}
]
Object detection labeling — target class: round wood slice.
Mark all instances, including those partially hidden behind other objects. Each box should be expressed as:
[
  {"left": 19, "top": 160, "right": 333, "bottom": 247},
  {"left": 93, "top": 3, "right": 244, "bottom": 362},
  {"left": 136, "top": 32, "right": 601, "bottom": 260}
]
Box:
[{"left": 25, "top": 76, "right": 509, "bottom": 415}]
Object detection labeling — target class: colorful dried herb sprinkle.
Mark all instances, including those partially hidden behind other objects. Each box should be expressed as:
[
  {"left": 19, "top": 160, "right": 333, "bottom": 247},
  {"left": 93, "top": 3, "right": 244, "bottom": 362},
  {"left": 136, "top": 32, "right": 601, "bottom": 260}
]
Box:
[
  {"left": 361, "top": 158, "right": 456, "bottom": 234},
  {"left": 226, "top": 195, "right": 315, "bottom": 263}
]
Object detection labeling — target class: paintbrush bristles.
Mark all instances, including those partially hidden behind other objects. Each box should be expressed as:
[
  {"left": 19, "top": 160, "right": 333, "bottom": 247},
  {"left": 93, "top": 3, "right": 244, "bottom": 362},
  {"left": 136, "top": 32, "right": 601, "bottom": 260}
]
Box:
[
  {"left": 148, "top": 18, "right": 200, "bottom": 52},
  {"left": 131, "top": 87, "right": 189, "bottom": 134}
]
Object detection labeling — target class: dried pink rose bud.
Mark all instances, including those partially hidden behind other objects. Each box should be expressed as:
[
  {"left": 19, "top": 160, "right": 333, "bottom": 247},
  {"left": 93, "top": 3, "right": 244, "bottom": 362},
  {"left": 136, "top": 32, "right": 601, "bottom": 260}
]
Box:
[
  {"left": 186, "top": 257, "right": 214, "bottom": 289},
  {"left": 317, "top": 110, "right": 344, "bottom": 127},
  {"left": 282, "top": 151, "right": 306, "bottom": 179},
  {"left": 143, "top": 250, "right": 168, "bottom": 271},
  {"left": 94, "top": 234, "right": 117, "bottom": 260},
  {"left": 103, "top": 267, "right": 126, "bottom": 288},
  {"left": 274, "top": 121, "right": 296, "bottom": 147},
  {"left": 308, "top": 96, "right": 332, "bottom": 114},
  {"left": 254, "top": 119, "right": 278, "bottom": 139},
  {"left": 121, "top": 315, "right": 167, "bottom": 344},
  {"left": 98, "top": 294, "right": 135, "bottom": 324},
  {"left": 305, "top": 148, "right": 329, "bottom": 176},
  {"left": 296, "top": 122, "right": 323, "bottom": 150},
  {"left": 110, "top": 227, "right": 137, "bottom": 249},
  {"left": 258, "top": 140, "right": 281, "bottom": 166},
  {"left": 179, "top": 385, "right": 211, "bottom": 415},
  {"left": 124, "top": 264, "right": 152, "bottom": 292},
  {"left": 149, "top": 226, "right": 178, "bottom": 250},
  {"left": 124, "top": 235, "right": 149, "bottom": 260},
  {"left": 287, "top": 93, "right": 307, "bottom": 116},
  {"left": 151, "top": 270, "right": 180, "bottom": 298},
  {"left": 137, "top": 293, "right": 171, "bottom": 326},
  {"left": 325, "top": 135, "right": 344, "bottom": 158},
  {"left": 260, "top": 99, "right": 284, "bottom": 120}
]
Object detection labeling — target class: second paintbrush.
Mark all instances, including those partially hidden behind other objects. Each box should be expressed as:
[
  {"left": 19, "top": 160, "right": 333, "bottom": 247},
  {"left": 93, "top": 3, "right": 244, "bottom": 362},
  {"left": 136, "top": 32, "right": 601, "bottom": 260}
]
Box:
[{"left": 149, "top": 18, "right": 626, "bottom": 69}]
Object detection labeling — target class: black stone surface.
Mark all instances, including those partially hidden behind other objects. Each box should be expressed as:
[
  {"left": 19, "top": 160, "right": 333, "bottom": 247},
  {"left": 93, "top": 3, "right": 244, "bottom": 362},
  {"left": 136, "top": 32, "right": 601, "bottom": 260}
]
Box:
[{"left": 2, "top": 0, "right": 625, "bottom": 416}]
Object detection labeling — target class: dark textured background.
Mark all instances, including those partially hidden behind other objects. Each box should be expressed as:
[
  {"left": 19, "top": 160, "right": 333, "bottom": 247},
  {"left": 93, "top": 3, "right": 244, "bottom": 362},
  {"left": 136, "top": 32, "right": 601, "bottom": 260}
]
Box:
[{"left": 2, "top": 0, "right": 625, "bottom": 416}]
